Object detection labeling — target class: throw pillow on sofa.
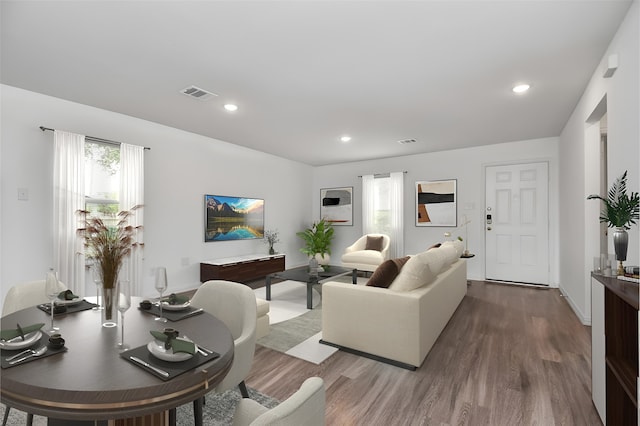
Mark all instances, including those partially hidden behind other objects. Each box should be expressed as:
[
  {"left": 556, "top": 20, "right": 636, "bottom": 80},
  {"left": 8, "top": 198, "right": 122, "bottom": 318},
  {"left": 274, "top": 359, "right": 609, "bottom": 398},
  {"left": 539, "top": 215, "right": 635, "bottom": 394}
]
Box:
[
  {"left": 388, "top": 249, "right": 443, "bottom": 292},
  {"left": 366, "top": 256, "right": 411, "bottom": 288},
  {"left": 439, "top": 243, "right": 458, "bottom": 265}
]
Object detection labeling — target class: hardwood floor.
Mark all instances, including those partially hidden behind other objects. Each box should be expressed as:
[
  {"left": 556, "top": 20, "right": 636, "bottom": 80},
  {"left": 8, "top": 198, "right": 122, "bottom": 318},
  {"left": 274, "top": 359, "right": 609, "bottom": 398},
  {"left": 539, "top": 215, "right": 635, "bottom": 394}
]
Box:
[{"left": 244, "top": 280, "right": 602, "bottom": 425}]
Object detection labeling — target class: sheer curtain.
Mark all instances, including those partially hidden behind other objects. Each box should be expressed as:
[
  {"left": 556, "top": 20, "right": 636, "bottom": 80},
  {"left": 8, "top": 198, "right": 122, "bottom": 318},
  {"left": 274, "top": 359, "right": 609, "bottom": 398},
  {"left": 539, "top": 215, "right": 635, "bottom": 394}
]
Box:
[
  {"left": 53, "top": 130, "right": 85, "bottom": 295},
  {"left": 362, "top": 174, "right": 375, "bottom": 234},
  {"left": 120, "top": 143, "right": 144, "bottom": 296},
  {"left": 388, "top": 171, "right": 404, "bottom": 258}
]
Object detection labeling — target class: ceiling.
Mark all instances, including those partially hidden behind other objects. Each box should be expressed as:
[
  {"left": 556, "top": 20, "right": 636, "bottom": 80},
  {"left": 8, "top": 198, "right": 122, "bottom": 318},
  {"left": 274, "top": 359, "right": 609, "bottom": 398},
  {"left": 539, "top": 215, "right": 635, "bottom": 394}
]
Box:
[{"left": 1, "top": 1, "right": 632, "bottom": 166}]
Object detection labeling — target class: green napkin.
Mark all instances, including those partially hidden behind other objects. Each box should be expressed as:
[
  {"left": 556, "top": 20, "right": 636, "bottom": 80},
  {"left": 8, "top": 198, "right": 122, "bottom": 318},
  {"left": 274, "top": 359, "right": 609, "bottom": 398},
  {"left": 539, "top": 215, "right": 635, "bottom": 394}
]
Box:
[
  {"left": 58, "top": 289, "right": 79, "bottom": 300},
  {"left": 161, "top": 293, "right": 189, "bottom": 305},
  {"left": 150, "top": 330, "right": 195, "bottom": 355},
  {"left": 0, "top": 323, "right": 44, "bottom": 341}
]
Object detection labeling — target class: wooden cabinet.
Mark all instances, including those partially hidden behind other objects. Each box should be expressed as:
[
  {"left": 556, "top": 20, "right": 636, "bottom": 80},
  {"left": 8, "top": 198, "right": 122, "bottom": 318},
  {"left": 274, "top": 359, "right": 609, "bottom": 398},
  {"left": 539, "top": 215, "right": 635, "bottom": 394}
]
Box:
[
  {"left": 200, "top": 254, "right": 285, "bottom": 283},
  {"left": 591, "top": 273, "right": 639, "bottom": 425}
]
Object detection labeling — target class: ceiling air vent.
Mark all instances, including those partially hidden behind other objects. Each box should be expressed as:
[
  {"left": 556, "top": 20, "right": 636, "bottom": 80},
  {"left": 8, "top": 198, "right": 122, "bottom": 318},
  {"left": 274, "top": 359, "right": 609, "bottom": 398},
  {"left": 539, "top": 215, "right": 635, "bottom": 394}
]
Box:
[
  {"left": 180, "top": 85, "right": 218, "bottom": 101},
  {"left": 397, "top": 138, "right": 417, "bottom": 145}
]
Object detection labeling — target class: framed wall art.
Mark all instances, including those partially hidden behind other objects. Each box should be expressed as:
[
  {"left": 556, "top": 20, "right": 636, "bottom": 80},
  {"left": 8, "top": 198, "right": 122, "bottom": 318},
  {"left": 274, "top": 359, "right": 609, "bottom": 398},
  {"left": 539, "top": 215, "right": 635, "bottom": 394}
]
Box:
[
  {"left": 415, "top": 179, "right": 457, "bottom": 227},
  {"left": 320, "top": 187, "right": 353, "bottom": 226}
]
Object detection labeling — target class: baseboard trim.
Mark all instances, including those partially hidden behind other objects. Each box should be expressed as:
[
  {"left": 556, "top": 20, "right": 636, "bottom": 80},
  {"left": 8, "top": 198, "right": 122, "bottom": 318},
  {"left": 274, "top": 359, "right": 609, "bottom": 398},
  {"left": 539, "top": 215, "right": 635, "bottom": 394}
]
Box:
[
  {"left": 485, "top": 279, "right": 550, "bottom": 289},
  {"left": 318, "top": 339, "right": 417, "bottom": 371}
]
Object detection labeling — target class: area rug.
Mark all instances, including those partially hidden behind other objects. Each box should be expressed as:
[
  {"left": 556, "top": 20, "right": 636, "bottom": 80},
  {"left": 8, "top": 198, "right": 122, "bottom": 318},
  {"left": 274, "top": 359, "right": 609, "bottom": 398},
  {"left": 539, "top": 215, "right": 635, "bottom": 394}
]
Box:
[
  {"left": 0, "top": 387, "right": 278, "bottom": 425},
  {"left": 254, "top": 275, "right": 368, "bottom": 364}
]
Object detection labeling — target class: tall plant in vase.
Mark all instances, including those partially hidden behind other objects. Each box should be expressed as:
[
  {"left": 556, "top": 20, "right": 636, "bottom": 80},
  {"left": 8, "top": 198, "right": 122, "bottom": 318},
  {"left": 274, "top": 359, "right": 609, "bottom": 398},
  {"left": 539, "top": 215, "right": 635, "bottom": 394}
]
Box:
[
  {"left": 78, "top": 206, "right": 143, "bottom": 327},
  {"left": 297, "top": 218, "right": 334, "bottom": 268},
  {"left": 588, "top": 171, "right": 639, "bottom": 275}
]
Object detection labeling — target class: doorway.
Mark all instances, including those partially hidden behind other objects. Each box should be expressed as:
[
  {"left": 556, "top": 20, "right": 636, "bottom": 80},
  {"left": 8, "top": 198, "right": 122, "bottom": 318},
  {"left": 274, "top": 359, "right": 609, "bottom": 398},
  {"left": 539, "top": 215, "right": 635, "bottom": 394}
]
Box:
[{"left": 485, "top": 162, "right": 550, "bottom": 285}]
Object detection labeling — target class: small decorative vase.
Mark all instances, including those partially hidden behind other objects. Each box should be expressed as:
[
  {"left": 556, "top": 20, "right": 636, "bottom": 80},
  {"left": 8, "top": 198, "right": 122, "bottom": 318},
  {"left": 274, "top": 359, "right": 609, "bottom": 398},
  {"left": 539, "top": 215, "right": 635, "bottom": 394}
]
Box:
[
  {"left": 613, "top": 227, "right": 628, "bottom": 275},
  {"left": 309, "top": 257, "right": 319, "bottom": 276},
  {"left": 269, "top": 246, "right": 275, "bottom": 255},
  {"left": 101, "top": 286, "right": 117, "bottom": 328}
]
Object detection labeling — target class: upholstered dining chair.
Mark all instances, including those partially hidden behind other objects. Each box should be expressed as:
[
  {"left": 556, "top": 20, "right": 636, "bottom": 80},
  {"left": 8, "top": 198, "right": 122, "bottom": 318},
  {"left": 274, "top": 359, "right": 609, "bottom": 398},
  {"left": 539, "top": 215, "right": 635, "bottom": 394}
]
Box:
[
  {"left": 341, "top": 233, "right": 391, "bottom": 273},
  {"left": 231, "top": 377, "right": 325, "bottom": 426},
  {"left": 2, "top": 279, "right": 68, "bottom": 426},
  {"left": 189, "top": 280, "right": 258, "bottom": 426}
]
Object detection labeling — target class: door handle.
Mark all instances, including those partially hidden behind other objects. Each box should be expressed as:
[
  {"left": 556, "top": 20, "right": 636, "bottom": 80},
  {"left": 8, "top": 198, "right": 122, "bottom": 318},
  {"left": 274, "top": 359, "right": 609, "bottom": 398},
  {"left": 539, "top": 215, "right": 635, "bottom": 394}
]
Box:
[{"left": 487, "top": 226, "right": 492, "bottom": 231}]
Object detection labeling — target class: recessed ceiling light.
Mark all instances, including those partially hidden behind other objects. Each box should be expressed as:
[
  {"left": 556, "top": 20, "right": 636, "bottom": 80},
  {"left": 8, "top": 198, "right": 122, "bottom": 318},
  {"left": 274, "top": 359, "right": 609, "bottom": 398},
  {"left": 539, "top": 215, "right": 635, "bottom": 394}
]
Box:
[
  {"left": 512, "top": 84, "right": 530, "bottom": 93},
  {"left": 340, "top": 135, "right": 352, "bottom": 143},
  {"left": 224, "top": 104, "right": 238, "bottom": 112}
]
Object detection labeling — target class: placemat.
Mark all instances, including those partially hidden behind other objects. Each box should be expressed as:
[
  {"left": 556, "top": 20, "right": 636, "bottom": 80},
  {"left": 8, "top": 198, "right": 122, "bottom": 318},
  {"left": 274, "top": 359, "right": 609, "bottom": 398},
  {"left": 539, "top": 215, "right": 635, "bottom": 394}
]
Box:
[
  {"left": 37, "top": 300, "right": 98, "bottom": 315},
  {"left": 138, "top": 305, "right": 204, "bottom": 322},
  {"left": 1, "top": 335, "right": 67, "bottom": 369},
  {"left": 120, "top": 343, "right": 220, "bottom": 381}
]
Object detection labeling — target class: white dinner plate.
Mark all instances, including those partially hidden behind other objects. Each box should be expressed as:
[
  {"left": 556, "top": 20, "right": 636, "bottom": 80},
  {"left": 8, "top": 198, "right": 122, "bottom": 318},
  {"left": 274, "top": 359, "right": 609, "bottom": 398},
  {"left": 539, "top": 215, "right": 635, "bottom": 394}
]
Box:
[
  {"left": 55, "top": 298, "right": 83, "bottom": 306},
  {"left": 0, "top": 331, "right": 42, "bottom": 350},
  {"left": 160, "top": 301, "right": 190, "bottom": 311},
  {"left": 147, "top": 339, "right": 195, "bottom": 362}
]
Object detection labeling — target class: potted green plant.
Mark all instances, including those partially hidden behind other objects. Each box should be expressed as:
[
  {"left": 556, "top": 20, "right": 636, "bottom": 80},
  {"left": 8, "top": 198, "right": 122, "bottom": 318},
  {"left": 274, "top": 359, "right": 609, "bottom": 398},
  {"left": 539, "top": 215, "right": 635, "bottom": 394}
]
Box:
[
  {"left": 296, "top": 218, "right": 334, "bottom": 266},
  {"left": 587, "top": 170, "right": 639, "bottom": 274}
]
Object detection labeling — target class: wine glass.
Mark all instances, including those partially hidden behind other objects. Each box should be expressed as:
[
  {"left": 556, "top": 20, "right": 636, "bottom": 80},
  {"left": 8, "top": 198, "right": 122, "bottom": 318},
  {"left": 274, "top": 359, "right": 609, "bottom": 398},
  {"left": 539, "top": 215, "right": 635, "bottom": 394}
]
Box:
[
  {"left": 45, "top": 268, "right": 63, "bottom": 333},
  {"left": 154, "top": 267, "right": 168, "bottom": 323},
  {"left": 91, "top": 263, "right": 103, "bottom": 311},
  {"left": 116, "top": 280, "right": 131, "bottom": 350}
]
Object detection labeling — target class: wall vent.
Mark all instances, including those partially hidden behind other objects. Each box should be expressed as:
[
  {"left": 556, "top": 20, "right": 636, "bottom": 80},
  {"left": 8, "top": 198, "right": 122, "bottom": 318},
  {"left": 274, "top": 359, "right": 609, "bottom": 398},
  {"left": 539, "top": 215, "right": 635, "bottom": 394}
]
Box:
[
  {"left": 397, "top": 138, "right": 417, "bottom": 145},
  {"left": 180, "top": 85, "right": 218, "bottom": 101}
]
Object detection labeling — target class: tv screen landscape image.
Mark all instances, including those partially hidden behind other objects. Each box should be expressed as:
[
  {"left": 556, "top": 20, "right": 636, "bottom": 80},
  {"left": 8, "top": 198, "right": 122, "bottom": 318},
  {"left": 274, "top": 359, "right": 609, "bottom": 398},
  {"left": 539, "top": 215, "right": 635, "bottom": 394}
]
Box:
[{"left": 204, "top": 195, "right": 264, "bottom": 242}]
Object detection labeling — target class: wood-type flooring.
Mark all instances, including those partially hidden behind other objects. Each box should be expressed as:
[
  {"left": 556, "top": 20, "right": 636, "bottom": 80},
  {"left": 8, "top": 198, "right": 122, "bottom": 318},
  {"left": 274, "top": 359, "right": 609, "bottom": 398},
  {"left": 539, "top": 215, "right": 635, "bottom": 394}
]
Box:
[{"left": 244, "top": 280, "right": 602, "bottom": 426}]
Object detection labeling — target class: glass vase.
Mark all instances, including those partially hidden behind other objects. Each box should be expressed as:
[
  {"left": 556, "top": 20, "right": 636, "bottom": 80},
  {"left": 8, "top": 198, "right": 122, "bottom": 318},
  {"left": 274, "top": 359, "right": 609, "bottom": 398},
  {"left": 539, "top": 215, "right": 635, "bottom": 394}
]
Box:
[{"left": 101, "top": 286, "right": 117, "bottom": 328}]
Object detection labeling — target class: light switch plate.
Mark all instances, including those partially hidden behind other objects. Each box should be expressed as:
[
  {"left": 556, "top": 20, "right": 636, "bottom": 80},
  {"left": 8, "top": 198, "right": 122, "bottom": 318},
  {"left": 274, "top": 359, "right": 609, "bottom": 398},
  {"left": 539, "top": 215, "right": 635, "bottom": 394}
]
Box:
[{"left": 18, "top": 188, "right": 28, "bottom": 201}]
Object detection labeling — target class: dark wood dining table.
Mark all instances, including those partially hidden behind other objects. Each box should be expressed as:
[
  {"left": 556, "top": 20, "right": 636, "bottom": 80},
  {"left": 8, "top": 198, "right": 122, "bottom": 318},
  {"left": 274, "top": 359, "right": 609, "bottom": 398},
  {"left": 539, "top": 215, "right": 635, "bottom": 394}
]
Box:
[{"left": 0, "top": 296, "right": 234, "bottom": 424}]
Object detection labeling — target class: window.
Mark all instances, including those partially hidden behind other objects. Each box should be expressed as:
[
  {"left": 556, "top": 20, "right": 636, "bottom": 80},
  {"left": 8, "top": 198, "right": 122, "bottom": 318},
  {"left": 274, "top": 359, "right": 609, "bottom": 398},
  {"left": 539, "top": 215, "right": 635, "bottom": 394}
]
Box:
[
  {"left": 371, "top": 176, "right": 391, "bottom": 235},
  {"left": 84, "top": 142, "right": 120, "bottom": 224}
]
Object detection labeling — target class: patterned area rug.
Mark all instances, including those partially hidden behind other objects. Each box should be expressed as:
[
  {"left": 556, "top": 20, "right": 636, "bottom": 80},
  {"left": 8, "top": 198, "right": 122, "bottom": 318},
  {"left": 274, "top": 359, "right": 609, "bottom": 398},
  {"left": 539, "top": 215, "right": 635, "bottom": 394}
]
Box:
[{"left": 0, "top": 388, "right": 278, "bottom": 425}]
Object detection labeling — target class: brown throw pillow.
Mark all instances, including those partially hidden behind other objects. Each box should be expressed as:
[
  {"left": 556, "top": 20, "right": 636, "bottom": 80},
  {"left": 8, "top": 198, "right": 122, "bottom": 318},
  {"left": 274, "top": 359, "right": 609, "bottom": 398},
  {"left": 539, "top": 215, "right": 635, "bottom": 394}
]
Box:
[
  {"left": 428, "top": 242, "right": 442, "bottom": 250},
  {"left": 365, "top": 235, "right": 384, "bottom": 252},
  {"left": 366, "top": 256, "right": 411, "bottom": 288}
]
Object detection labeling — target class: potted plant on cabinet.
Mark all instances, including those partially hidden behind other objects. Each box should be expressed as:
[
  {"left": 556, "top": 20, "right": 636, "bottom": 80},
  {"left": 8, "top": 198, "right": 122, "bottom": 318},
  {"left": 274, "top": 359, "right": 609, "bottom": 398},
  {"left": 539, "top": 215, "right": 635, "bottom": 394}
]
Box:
[
  {"left": 587, "top": 170, "right": 639, "bottom": 275},
  {"left": 296, "top": 218, "right": 334, "bottom": 269}
]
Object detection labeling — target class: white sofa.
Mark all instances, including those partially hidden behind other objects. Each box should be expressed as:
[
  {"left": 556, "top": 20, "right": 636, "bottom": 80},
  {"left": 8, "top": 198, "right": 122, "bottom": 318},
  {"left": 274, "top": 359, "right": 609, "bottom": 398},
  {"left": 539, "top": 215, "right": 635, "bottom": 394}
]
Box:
[{"left": 321, "top": 241, "right": 467, "bottom": 369}]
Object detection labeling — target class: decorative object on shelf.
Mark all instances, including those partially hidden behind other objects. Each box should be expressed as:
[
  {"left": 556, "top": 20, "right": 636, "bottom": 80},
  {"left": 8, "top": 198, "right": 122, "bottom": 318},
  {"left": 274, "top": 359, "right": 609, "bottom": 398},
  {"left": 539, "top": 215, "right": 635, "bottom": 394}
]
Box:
[
  {"left": 296, "top": 218, "right": 334, "bottom": 270},
  {"left": 587, "top": 171, "right": 639, "bottom": 275},
  {"left": 416, "top": 179, "right": 457, "bottom": 227},
  {"left": 320, "top": 187, "right": 353, "bottom": 226},
  {"left": 78, "top": 206, "right": 143, "bottom": 327},
  {"left": 263, "top": 229, "right": 280, "bottom": 255}
]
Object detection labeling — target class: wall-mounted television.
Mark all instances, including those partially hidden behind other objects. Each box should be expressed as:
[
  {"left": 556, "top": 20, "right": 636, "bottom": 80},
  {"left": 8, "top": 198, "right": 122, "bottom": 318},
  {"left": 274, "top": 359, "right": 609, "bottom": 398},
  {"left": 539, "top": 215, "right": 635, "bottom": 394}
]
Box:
[{"left": 204, "top": 195, "right": 264, "bottom": 242}]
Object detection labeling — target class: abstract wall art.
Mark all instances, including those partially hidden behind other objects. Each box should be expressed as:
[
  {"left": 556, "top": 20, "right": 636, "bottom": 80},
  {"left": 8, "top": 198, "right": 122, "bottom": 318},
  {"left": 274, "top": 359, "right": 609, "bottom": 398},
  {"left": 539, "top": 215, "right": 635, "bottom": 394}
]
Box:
[
  {"left": 415, "top": 180, "right": 457, "bottom": 227},
  {"left": 320, "top": 186, "right": 353, "bottom": 226}
]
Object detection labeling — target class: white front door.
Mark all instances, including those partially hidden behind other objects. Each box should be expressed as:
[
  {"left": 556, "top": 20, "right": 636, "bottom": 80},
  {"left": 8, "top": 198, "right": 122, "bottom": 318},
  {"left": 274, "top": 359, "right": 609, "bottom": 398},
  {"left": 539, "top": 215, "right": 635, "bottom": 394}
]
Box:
[{"left": 485, "top": 162, "right": 549, "bottom": 285}]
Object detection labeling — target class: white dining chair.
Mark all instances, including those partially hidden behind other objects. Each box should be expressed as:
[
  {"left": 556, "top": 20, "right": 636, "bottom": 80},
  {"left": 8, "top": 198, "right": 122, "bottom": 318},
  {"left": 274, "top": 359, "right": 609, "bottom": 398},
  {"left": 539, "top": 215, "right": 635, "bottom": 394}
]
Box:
[
  {"left": 2, "top": 279, "right": 67, "bottom": 426},
  {"left": 189, "top": 280, "right": 257, "bottom": 425},
  {"left": 231, "top": 377, "right": 325, "bottom": 426}
]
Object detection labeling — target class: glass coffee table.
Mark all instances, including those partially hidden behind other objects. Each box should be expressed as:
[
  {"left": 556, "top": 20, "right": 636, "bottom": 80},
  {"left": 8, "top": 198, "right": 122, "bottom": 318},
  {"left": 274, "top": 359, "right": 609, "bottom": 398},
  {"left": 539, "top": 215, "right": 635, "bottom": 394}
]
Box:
[{"left": 265, "top": 265, "right": 358, "bottom": 309}]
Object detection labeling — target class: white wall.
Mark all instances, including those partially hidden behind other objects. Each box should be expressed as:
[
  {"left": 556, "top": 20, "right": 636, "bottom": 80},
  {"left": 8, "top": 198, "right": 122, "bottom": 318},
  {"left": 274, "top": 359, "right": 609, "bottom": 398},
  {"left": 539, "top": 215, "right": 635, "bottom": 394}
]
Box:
[
  {"left": 559, "top": 0, "right": 639, "bottom": 324},
  {"left": 1, "top": 85, "right": 313, "bottom": 305},
  {"left": 313, "top": 137, "right": 560, "bottom": 285}
]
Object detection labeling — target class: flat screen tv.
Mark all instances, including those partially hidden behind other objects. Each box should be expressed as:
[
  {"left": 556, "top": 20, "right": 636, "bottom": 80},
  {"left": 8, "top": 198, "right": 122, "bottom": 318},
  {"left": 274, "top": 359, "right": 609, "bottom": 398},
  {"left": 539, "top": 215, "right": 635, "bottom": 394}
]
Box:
[{"left": 204, "top": 195, "right": 264, "bottom": 242}]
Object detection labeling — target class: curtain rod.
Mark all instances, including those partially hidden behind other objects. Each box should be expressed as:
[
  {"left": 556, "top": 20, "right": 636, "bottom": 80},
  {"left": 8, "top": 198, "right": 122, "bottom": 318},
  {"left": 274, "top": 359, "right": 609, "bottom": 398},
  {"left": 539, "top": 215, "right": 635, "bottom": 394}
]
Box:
[
  {"left": 358, "top": 171, "right": 408, "bottom": 178},
  {"left": 39, "top": 126, "right": 151, "bottom": 150}
]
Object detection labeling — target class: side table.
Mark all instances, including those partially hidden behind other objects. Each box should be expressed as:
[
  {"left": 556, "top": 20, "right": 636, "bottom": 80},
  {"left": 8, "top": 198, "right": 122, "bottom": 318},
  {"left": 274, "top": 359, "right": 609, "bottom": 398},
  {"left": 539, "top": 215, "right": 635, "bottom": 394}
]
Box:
[{"left": 461, "top": 253, "right": 475, "bottom": 285}]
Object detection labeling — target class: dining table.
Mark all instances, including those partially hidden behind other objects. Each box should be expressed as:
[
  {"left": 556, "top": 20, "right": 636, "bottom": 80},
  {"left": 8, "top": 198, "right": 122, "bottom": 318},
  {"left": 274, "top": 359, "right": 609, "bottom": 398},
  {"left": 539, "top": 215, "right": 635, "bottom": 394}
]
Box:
[{"left": 0, "top": 296, "right": 234, "bottom": 425}]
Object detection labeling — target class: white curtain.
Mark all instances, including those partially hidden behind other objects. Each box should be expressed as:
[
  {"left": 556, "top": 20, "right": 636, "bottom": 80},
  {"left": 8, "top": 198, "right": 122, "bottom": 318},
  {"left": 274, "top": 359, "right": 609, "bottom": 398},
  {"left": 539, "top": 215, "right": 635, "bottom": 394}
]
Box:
[
  {"left": 120, "top": 143, "right": 145, "bottom": 296},
  {"left": 362, "top": 174, "right": 375, "bottom": 234},
  {"left": 389, "top": 171, "right": 404, "bottom": 258},
  {"left": 53, "top": 130, "right": 85, "bottom": 295}
]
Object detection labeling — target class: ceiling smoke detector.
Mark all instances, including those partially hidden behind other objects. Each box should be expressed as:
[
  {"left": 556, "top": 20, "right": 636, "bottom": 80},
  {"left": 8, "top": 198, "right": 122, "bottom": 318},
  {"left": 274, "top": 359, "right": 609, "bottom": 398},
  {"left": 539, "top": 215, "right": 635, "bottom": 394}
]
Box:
[
  {"left": 397, "top": 138, "right": 417, "bottom": 145},
  {"left": 180, "top": 85, "right": 218, "bottom": 101}
]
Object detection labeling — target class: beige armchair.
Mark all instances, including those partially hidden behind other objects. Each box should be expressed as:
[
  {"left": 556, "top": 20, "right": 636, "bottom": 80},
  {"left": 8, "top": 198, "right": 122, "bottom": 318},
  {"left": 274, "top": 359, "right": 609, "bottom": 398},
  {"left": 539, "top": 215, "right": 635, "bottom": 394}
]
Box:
[
  {"left": 341, "top": 234, "right": 390, "bottom": 273},
  {"left": 232, "top": 377, "right": 325, "bottom": 426}
]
